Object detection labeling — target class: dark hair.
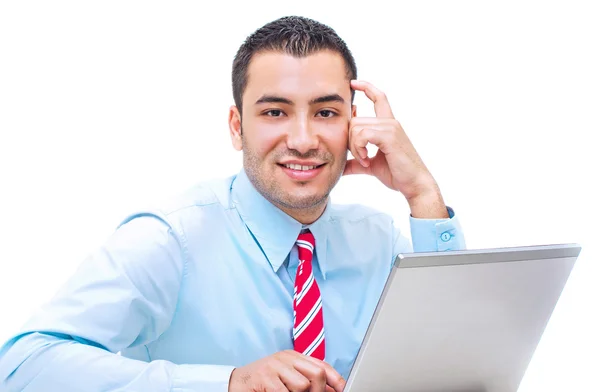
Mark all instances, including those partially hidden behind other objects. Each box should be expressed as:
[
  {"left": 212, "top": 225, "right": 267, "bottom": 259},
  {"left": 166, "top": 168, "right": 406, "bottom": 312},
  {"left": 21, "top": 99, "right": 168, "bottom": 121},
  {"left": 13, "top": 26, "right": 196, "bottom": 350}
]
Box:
[{"left": 232, "top": 16, "right": 357, "bottom": 115}]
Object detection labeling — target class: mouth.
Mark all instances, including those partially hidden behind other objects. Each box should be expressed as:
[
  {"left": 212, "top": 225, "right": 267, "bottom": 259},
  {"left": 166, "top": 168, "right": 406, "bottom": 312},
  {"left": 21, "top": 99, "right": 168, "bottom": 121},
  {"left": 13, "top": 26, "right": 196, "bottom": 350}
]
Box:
[
  {"left": 277, "top": 162, "right": 327, "bottom": 181},
  {"left": 278, "top": 163, "right": 326, "bottom": 171}
]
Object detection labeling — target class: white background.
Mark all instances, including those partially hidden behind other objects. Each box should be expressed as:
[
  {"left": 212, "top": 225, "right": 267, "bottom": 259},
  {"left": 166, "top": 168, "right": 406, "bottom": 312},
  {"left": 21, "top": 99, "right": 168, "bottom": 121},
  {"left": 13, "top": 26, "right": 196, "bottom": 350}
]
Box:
[{"left": 0, "top": 1, "right": 598, "bottom": 390}]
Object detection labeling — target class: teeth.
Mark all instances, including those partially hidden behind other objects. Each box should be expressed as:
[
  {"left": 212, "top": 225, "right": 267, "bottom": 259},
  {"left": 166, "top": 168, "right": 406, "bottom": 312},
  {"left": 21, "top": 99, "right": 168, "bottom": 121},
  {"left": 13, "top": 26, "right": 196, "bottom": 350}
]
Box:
[{"left": 284, "top": 164, "right": 318, "bottom": 171}]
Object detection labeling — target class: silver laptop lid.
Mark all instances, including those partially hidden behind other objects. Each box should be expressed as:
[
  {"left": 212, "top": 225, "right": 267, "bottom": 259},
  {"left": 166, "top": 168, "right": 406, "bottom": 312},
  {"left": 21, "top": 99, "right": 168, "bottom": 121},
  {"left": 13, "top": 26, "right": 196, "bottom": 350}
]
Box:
[{"left": 344, "top": 243, "right": 581, "bottom": 392}]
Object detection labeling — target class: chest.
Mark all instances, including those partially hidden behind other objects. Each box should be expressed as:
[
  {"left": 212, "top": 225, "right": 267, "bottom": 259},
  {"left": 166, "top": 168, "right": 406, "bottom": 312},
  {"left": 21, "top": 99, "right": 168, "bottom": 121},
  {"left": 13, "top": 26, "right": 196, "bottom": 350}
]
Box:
[{"left": 149, "top": 231, "right": 391, "bottom": 379}]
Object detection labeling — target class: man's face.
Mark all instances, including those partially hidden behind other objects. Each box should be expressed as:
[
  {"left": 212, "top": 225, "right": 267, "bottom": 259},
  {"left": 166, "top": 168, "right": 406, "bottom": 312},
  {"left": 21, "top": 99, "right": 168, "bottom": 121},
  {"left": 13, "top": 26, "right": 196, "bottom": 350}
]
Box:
[{"left": 230, "top": 50, "right": 355, "bottom": 215}]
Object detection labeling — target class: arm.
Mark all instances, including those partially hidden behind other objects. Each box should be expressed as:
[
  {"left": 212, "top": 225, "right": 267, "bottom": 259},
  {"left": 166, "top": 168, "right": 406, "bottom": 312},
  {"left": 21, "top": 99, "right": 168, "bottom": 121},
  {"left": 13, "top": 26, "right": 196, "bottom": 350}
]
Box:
[
  {"left": 343, "top": 79, "right": 466, "bottom": 255},
  {"left": 406, "top": 183, "right": 466, "bottom": 253},
  {"left": 0, "top": 214, "right": 234, "bottom": 392},
  {"left": 391, "top": 204, "right": 465, "bottom": 262}
]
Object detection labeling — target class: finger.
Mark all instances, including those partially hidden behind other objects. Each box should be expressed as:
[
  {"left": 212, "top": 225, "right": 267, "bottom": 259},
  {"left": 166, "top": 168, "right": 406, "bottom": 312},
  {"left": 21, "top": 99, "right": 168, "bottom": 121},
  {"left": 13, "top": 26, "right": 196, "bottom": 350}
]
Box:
[
  {"left": 343, "top": 158, "right": 372, "bottom": 176},
  {"left": 282, "top": 351, "right": 346, "bottom": 392},
  {"left": 347, "top": 126, "right": 369, "bottom": 168},
  {"left": 350, "top": 80, "right": 394, "bottom": 118},
  {"left": 278, "top": 365, "right": 312, "bottom": 392},
  {"left": 351, "top": 125, "right": 396, "bottom": 155},
  {"left": 349, "top": 117, "right": 396, "bottom": 125},
  {"left": 294, "top": 355, "right": 346, "bottom": 392},
  {"left": 264, "top": 377, "right": 293, "bottom": 392},
  {"left": 292, "top": 359, "right": 327, "bottom": 392}
]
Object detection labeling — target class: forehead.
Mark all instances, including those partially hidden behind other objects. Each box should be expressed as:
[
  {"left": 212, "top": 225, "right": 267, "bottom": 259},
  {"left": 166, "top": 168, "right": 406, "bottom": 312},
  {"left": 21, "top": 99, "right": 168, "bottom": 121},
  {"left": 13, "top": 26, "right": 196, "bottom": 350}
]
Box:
[{"left": 244, "top": 50, "right": 350, "bottom": 102}]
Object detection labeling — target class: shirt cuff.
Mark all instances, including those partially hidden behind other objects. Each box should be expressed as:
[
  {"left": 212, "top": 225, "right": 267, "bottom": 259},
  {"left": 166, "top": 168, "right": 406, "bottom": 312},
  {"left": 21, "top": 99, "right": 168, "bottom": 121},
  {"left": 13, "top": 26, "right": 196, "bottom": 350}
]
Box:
[
  {"left": 171, "top": 364, "right": 236, "bottom": 392},
  {"left": 409, "top": 206, "right": 466, "bottom": 252}
]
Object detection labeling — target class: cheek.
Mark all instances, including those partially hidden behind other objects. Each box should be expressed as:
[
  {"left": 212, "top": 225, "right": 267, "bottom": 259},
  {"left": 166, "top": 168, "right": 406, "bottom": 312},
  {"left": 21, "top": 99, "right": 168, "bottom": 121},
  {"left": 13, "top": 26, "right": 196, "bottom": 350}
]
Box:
[
  {"left": 321, "top": 124, "right": 349, "bottom": 157},
  {"left": 244, "top": 122, "right": 285, "bottom": 158}
]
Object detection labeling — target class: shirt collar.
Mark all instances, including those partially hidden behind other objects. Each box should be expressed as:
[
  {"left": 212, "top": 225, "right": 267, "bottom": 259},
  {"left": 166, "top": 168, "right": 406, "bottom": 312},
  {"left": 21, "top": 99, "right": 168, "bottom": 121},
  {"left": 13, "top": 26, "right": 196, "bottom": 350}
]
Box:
[{"left": 231, "top": 168, "right": 330, "bottom": 279}]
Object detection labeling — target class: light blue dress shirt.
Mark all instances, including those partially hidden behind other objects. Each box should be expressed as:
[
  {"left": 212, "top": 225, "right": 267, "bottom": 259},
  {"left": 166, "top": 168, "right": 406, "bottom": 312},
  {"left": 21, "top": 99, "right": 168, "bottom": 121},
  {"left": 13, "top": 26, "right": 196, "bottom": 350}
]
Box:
[{"left": 0, "top": 168, "right": 466, "bottom": 392}]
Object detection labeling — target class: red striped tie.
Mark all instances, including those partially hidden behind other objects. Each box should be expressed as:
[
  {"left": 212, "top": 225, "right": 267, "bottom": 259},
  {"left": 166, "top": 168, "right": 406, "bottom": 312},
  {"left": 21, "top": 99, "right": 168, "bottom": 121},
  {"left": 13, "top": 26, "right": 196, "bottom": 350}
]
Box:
[{"left": 293, "top": 231, "right": 325, "bottom": 360}]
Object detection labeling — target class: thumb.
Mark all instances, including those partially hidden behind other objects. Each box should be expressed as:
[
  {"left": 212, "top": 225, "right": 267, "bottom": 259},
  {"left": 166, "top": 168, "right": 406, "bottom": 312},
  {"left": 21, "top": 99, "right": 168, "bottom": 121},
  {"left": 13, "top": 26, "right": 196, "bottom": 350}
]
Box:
[{"left": 343, "top": 158, "right": 372, "bottom": 176}]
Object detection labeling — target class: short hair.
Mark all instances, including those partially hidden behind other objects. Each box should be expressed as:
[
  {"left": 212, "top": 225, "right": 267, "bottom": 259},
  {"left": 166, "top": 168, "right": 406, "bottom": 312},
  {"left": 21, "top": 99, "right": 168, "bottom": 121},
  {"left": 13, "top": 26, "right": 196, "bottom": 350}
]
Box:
[{"left": 232, "top": 16, "right": 357, "bottom": 115}]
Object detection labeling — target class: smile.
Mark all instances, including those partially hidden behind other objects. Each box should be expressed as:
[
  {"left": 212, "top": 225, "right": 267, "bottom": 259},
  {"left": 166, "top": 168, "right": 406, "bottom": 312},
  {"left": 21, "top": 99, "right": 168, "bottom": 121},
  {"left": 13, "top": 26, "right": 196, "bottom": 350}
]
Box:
[
  {"left": 278, "top": 163, "right": 326, "bottom": 181},
  {"left": 282, "top": 163, "right": 322, "bottom": 171}
]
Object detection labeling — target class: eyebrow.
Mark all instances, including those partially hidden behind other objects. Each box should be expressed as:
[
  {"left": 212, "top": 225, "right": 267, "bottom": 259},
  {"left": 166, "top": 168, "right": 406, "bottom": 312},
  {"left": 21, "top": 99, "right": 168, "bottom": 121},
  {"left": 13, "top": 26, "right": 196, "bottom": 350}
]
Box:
[{"left": 255, "top": 93, "right": 345, "bottom": 106}]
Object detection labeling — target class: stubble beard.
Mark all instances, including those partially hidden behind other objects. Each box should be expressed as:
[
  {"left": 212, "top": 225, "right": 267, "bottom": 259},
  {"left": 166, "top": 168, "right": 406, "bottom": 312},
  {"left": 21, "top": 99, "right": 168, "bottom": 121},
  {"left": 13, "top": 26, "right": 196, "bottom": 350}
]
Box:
[{"left": 242, "top": 142, "right": 345, "bottom": 212}]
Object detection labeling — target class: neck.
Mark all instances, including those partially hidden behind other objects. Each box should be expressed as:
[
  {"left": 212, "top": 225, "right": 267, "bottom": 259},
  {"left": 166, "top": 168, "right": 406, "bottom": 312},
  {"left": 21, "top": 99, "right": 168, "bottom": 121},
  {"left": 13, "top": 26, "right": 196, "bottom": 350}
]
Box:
[{"left": 277, "top": 201, "right": 328, "bottom": 225}]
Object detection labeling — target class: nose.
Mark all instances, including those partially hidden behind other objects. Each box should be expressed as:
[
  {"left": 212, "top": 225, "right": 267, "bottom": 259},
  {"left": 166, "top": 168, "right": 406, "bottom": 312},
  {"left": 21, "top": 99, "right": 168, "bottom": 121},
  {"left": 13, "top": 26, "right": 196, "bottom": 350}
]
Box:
[{"left": 286, "top": 117, "right": 319, "bottom": 154}]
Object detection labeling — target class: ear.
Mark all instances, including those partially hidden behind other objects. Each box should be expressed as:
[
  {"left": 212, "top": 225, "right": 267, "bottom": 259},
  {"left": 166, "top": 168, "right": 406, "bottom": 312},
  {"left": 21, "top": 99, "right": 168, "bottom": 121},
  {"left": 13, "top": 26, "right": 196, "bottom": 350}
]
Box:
[
  {"left": 228, "top": 105, "right": 243, "bottom": 151},
  {"left": 351, "top": 104, "right": 357, "bottom": 118}
]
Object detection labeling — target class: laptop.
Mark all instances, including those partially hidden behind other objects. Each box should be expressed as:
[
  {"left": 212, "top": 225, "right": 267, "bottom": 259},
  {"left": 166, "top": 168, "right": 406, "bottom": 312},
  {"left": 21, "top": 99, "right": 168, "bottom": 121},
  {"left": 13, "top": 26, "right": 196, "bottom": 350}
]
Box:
[{"left": 343, "top": 243, "right": 581, "bottom": 392}]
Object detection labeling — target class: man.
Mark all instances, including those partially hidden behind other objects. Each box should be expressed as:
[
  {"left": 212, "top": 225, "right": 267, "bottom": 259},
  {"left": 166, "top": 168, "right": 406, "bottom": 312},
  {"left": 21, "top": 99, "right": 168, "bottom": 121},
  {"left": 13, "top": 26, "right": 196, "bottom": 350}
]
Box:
[{"left": 0, "top": 15, "right": 465, "bottom": 392}]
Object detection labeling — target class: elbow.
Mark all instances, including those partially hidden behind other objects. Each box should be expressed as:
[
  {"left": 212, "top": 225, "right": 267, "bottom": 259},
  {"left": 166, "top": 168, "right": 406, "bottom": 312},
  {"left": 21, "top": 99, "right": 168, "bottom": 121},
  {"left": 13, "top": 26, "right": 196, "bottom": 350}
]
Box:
[
  {"left": 0, "top": 332, "right": 67, "bottom": 390},
  {"left": 0, "top": 333, "right": 31, "bottom": 383}
]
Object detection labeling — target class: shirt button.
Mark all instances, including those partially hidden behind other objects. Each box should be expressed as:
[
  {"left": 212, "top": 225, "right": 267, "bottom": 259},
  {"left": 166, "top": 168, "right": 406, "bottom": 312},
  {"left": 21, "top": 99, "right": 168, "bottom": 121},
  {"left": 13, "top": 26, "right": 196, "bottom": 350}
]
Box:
[{"left": 440, "top": 232, "right": 452, "bottom": 242}]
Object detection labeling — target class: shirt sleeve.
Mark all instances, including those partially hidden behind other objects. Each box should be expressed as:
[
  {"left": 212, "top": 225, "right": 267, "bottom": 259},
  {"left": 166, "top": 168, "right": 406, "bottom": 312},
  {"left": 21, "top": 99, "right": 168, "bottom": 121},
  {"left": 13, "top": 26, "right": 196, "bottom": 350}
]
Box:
[
  {"left": 393, "top": 206, "right": 467, "bottom": 258},
  {"left": 0, "top": 213, "right": 235, "bottom": 392}
]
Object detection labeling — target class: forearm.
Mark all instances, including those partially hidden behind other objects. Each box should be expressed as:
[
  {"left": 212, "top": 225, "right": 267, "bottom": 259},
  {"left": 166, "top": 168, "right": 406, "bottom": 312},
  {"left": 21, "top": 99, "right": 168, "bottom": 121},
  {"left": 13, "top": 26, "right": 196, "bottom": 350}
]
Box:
[
  {"left": 407, "top": 182, "right": 449, "bottom": 219},
  {"left": 0, "top": 214, "right": 235, "bottom": 392},
  {"left": 0, "top": 332, "right": 234, "bottom": 392},
  {"left": 392, "top": 198, "right": 466, "bottom": 260}
]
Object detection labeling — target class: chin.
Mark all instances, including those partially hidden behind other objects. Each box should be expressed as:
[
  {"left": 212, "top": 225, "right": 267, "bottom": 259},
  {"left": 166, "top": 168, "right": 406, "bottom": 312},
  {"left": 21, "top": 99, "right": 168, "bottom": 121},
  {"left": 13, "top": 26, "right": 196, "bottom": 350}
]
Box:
[{"left": 275, "top": 186, "right": 329, "bottom": 209}]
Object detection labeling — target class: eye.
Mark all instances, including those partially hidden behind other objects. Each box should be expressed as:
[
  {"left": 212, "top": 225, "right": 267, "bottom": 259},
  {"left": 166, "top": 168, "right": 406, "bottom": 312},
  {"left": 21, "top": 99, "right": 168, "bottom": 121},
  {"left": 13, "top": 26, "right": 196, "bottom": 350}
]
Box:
[
  {"left": 317, "top": 110, "right": 336, "bottom": 118},
  {"left": 264, "top": 109, "right": 285, "bottom": 117}
]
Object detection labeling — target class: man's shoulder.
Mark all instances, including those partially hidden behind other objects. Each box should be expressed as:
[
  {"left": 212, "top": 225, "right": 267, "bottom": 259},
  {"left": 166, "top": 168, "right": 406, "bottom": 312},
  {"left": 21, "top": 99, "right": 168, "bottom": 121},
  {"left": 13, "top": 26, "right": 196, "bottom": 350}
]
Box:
[
  {"left": 327, "top": 201, "right": 395, "bottom": 224},
  {"left": 117, "top": 174, "right": 235, "bottom": 229},
  {"left": 158, "top": 175, "right": 235, "bottom": 216},
  {"left": 324, "top": 202, "right": 400, "bottom": 245}
]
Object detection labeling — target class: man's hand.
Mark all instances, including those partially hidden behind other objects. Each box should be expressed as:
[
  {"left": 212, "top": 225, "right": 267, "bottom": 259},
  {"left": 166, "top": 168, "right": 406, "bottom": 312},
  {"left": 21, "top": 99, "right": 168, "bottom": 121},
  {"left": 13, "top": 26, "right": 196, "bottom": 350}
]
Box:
[
  {"left": 228, "top": 350, "right": 346, "bottom": 392},
  {"left": 344, "top": 80, "right": 448, "bottom": 218}
]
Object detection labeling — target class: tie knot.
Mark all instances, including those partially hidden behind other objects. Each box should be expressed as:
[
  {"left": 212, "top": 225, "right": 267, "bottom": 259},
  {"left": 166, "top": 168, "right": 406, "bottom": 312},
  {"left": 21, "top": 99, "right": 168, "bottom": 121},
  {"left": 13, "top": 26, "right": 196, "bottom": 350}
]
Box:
[{"left": 296, "top": 231, "right": 315, "bottom": 253}]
